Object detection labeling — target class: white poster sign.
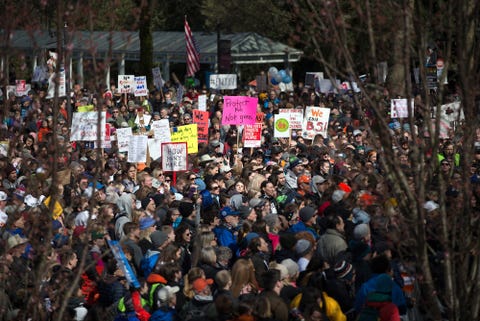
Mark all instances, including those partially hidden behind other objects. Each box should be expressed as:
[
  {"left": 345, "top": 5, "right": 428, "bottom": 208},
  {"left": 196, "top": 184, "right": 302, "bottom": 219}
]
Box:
[
  {"left": 118, "top": 75, "right": 135, "bottom": 94},
  {"left": 116, "top": 127, "right": 133, "bottom": 152},
  {"left": 127, "top": 135, "right": 148, "bottom": 163},
  {"left": 150, "top": 119, "right": 171, "bottom": 141},
  {"left": 302, "top": 107, "right": 330, "bottom": 140},
  {"left": 161, "top": 143, "right": 188, "bottom": 172},
  {"left": 70, "top": 112, "right": 106, "bottom": 141},
  {"left": 198, "top": 94, "right": 207, "bottom": 111},
  {"left": 148, "top": 138, "right": 162, "bottom": 161},
  {"left": 134, "top": 76, "right": 148, "bottom": 97},
  {"left": 152, "top": 67, "right": 164, "bottom": 89},
  {"left": 274, "top": 113, "right": 291, "bottom": 138},
  {"left": 390, "top": 99, "right": 414, "bottom": 119},
  {"left": 7, "top": 84, "right": 32, "bottom": 97},
  {"left": 279, "top": 108, "right": 304, "bottom": 130},
  {"left": 209, "top": 74, "right": 237, "bottom": 90}
]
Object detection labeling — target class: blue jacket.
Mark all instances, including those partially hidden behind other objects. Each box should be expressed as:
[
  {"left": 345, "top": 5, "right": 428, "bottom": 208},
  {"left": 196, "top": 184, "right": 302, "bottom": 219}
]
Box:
[
  {"left": 354, "top": 273, "right": 407, "bottom": 314},
  {"left": 149, "top": 308, "right": 175, "bottom": 321},
  {"left": 288, "top": 221, "right": 319, "bottom": 240},
  {"left": 213, "top": 225, "right": 238, "bottom": 254}
]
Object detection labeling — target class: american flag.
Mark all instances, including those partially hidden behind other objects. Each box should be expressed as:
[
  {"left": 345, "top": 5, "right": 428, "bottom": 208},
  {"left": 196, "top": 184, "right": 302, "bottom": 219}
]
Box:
[{"left": 185, "top": 16, "right": 200, "bottom": 77}]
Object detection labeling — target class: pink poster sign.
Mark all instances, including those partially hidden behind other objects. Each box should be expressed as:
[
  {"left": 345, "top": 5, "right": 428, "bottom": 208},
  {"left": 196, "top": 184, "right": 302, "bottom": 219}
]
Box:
[{"left": 221, "top": 96, "right": 258, "bottom": 125}]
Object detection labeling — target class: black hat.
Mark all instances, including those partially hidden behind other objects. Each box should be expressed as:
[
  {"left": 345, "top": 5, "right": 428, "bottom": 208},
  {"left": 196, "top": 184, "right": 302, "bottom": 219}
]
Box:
[
  {"left": 178, "top": 201, "right": 195, "bottom": 218},
  {"left": 141, "top": 197, "right": 153, "bottom": 210},
  {"left": 299, "top": 206, "right": 316, "bottom": 222}
]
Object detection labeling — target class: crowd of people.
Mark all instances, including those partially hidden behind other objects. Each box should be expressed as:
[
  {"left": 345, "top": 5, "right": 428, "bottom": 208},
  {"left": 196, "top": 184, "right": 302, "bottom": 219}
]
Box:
[{"left": 0, "top": 76, "right": 479, "bottom": 321}]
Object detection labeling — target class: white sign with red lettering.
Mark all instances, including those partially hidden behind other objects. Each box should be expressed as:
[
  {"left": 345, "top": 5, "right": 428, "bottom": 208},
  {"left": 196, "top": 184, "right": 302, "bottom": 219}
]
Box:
[
  {"left": 118, "top": 75, "right": 135, "bottom": 94},
  {"left": 302, "top": 107, "right": 330, "bottom": 140}
]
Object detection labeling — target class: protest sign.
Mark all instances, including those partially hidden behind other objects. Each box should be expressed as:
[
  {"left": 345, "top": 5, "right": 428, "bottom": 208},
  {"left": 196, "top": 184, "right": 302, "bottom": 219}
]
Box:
[
  {"left": 148, "top": 138, "right": 162, "bottom": 161},
  {"left": 390, "top": 99, "right": 414, "bottom": 118},
  {"left": 70, "top": 112, "right": 106, "bottom": 141},
  {"left": 15, "top": 80, "right": 27, "bottom": 96},
  {"left": 430, "top": 101, "right": 463, "bottom": 138},
  {"left": 302, "top": 107, "right": 330, "bottom": 140},
  {"left": 7, "top": 84, "right": 32, "bottom": 97},
  {"left": 274, "top": 113, "right": 291, "bottom": 138},
  {"left": 305, "top": 72, "right": 324, "bottom": 88},
  {"left": 152, "top": 67, "right": 164, "bottom": 89},
  {"left": 107, "top": 240, "right": 140, "bottom": 288},
  {"left": 256, "top": 113, "right": 265, "bottom": 124},
  {"left": 150, "top": 119, "right": 171, "bottom": 141},
  {"left": 77, "top": 105, "right": 94, "bottom": 112},
  {"left": 198, "top": 94, "right": 207, "bottom": 111},
  {"left": 209, "top": 74, "right": 237, "bottom": 90},
  {"left": 116, "top": 127, "right": 132, "bottom": 152},
  {"left": 134, "top": 76, "right": 148, "bottom": 96},
  {"left": 161, "top": 142, "right": 188, "bottom": 172},
  {"left": 171, "top": 124, "right": 198, "bottom": 154},
  {"left": 243, "top": 124, "right": 262, "bottom": 148},
  {"left": 118, "top": 75, "right": 134, "bottom": 94},
  {"left": 193, "top": 110, "right": 209, "bottom": 143},
  {"left": 279, "top": 108, "right": 303, "bottom": 130},
  {"left": 58, "top": 66, "right": 66, "bottom": 97},
  {"left": 94, "top": 123, "right": 111, "bottom": 149},
  {"left": 0, "top": 141, "right": 9, "bottom": 157},
  {"left": 134, "top": 114, "right": 151, "bottom": 129},
  {"left": 221, "top": 96, "right": 257, "bottom": 125},
  {"left": 127, "top": 135, "right": 148, "bottom": 163}
]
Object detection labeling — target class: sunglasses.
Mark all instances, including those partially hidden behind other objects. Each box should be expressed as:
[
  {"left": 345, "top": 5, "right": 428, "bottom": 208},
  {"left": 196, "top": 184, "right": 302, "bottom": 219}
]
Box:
[
  {"left": 441, "top": 163, "right": 450, "bottom": 166},
  {"left": 211, "top": 186, "right": 220, "bottom": 190},
  {"left": 165, "top": 179, "right": 171, "bottom": 182}
]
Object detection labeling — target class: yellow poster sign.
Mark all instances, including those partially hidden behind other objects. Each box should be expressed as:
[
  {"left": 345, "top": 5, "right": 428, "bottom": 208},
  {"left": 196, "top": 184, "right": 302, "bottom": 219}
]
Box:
[
  {"left": 77, "top": 104, "right": 95, "bottom": 112},
  {"left": 170, "top": 124, "right": 198, "bottom": 154}
]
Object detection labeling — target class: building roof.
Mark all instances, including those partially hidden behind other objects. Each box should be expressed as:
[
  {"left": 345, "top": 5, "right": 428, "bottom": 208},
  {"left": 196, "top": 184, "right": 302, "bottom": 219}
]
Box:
[{"left": 3, "top": 30, "right": 303, "bottom": 65}]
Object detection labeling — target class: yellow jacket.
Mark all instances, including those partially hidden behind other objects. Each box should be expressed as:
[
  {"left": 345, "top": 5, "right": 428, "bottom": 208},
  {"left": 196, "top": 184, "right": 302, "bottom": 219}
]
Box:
[{"left": 290, "top": 291, "right": 346, "bottom": 321}]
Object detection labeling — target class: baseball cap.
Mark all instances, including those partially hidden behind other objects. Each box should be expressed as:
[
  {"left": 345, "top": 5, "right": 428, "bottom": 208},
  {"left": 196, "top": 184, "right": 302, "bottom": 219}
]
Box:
[
  {"left": 157, "top": 285, "right": 180, "bottom": 303},
  {"left": 220, "top": 206, "right": 239, "bottom": 219},
  {"left": 192, "top": 278, "right": 214, "bottom": 293},
  {"left": 297, "top": 174, "right": 310, "bottom": 184},
  {"left": 249, "top": 198, "right": 266, "bottom": 208},
  {"left": 0, "top": 191, "right": 7, "bottom": 201}
]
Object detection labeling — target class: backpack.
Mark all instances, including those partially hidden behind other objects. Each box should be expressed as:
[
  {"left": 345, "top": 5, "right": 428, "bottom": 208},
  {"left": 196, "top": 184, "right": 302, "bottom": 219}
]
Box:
[
  {"left": 357, "top": 291, "right": 399, "bottom": 321},
  {"left": 180, "top": 300, "right": 213, "bottom": 321},
  {"left": 140, "top": 250, "right": 159, "bottom": 277}
]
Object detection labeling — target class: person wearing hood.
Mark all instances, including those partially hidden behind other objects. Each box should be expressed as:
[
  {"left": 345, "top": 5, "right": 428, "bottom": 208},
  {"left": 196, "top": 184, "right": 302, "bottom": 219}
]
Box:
[
  {"left": 311, "top": 175, "right": 329, "bottom": 205},
  {"left": 114, "top": 192, "right": 135, "bottom": 240}
]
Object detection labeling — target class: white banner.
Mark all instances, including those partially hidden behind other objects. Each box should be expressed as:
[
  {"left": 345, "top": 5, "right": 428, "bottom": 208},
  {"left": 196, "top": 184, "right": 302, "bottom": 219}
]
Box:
[
  {"left": 70, "top": 112, "right": 106, "bottom": 141},
  {"left": 209, "top": 74, "right": 237, "bottom": 90},
  {"left": 302, "top": 107, "right": 330, "bottom": 140},
  {"left": 127, "top": 135, "right": 148, "bottom": 163}
]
